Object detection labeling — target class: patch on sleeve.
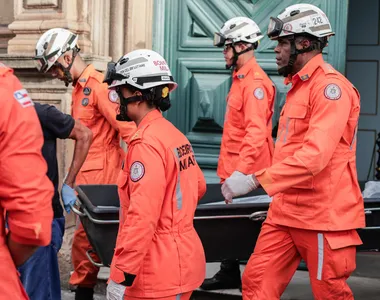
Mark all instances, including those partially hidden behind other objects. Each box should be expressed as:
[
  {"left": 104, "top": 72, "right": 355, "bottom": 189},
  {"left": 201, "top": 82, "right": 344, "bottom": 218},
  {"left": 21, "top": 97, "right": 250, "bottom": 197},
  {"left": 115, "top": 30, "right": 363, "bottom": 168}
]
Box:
[
  {"left": 130, "top": 161, "right": 145, "bottom": 182},
  {"left": 324, "top": 84, "right": 341, "bottom": 100},
  {"left": 13, "top": 89, "right": 34, "bottom": 108},
  {"left": 253, "top": 87, "right": 264, "bottom": 100},
  {"left": 108, "top": 90, "right": 119, "bottom": 103}
]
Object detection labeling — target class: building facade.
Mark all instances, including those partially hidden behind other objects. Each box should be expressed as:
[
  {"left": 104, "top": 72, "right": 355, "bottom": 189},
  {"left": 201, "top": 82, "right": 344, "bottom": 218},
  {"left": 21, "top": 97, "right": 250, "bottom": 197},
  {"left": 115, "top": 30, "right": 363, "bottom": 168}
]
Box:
[{"left": 0, "top": 0, "right": 379, "bottom": 287}]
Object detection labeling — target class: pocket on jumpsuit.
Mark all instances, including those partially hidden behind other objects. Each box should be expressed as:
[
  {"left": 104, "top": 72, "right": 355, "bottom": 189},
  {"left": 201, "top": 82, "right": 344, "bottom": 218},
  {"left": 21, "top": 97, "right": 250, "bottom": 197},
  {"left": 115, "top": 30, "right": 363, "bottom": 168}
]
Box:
[
  {"left": 285, "top": 103, "right": 310, "bottom": 142},
  {"left": 227, "top": 95, "right": 244, "bottom": 128},
  {"left": 78, "top": 107, "right": 97, "bottom": 128},
  {"left": 324, "top": 230, "right": 362, "bottom": 279},
  {"left": 79, "top": 159, "right": 104, "bottom": 184}
]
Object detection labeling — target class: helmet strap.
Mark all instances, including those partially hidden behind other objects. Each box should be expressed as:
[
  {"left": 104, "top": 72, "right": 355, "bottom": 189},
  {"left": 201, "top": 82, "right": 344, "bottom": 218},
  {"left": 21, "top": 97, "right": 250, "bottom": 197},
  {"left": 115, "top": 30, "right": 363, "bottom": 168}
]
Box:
[
  {"left": 116, "top": 90, "right": 146, "bottom": 122},
  {"left": 278, "top": 36, "right": 319, "bottom": 77},
  {"left": 226, "top": 43, "right": 254, "bottom": 70},
  {"left": 58, "top": 46, "right": 80, "bottom": 87}
]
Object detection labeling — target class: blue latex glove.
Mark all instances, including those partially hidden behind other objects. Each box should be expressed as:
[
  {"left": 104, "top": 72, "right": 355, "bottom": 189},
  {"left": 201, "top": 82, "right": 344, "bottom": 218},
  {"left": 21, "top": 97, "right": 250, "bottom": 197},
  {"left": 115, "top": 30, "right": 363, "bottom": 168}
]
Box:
[{"left": 61, "top": 183, "right": 76, "bottom": 213}]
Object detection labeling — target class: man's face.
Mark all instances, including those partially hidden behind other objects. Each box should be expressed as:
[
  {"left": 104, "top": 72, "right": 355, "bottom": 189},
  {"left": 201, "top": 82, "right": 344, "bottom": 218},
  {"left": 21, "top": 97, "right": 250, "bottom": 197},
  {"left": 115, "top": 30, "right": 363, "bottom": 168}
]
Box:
[
  {"left": 48, "top": 63, "right": 65, "bottom": 81},
  {"left": 274, "top": 38, "right": 291, "bottom": 72},
  {"left": 48, "top": 54, "right": 72, "bottom": 83},
  {"left": 223, "top": 43, "right": 248, "bottom": 68},
  {"left": 223, "top": 44, "right": 234, "bottom": 66}
]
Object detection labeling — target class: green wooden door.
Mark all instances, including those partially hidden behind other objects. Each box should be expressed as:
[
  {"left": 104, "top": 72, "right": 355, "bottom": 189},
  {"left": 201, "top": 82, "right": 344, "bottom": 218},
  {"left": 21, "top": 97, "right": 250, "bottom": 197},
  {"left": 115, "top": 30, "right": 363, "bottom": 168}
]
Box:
[{"left": 153, "top": 0, "right": 349, "bottom": 183}]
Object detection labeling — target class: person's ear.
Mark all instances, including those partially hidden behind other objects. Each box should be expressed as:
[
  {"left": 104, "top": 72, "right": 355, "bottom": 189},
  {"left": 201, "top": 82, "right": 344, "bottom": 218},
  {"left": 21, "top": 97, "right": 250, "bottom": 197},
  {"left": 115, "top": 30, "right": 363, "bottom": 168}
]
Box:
[{"left": 63, "top": 53, "right": 72, "bottom": 65}]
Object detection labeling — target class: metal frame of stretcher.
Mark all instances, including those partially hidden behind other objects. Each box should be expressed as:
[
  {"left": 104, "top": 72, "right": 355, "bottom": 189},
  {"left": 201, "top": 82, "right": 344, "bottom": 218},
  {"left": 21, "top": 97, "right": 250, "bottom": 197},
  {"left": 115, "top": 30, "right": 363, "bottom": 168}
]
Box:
[{"left": 72, "top": 184, "right": 380, "bottom": 267}]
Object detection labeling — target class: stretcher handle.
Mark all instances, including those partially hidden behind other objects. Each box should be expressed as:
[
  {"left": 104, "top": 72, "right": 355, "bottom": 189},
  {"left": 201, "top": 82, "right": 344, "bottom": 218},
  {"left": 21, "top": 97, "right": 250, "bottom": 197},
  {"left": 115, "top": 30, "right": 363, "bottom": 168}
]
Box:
[
  {"left": 86, "top": 249, "right": 104, "bottom": 268},
  {"left": 362, "top": 207, "right": 380, "bottom": 229},
  {"left": 71, "top": 198, "right": 119, "bottom": 224},
  {"left": 249, "top": 211, "right": 267, "bottom": 222},
  {"left": 194, "top": 214, "right": 253, "bottom": 220},
  {"left": 70, "top": 202, "right": 86, "bottom": 217},
  {"left": 82, "top": 207, "right": 120, "bottom": 224},
  {"left": 364, "top": 207, "right": 380, "bottom": 214},
  {"left": 194, "top": 212, "right": 267, "bottom": 221}
]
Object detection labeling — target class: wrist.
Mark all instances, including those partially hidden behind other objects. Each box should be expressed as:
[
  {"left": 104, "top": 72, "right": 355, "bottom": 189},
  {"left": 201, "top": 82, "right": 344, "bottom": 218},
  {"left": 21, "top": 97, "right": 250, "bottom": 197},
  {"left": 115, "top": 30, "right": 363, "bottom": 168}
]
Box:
[
  {"left": 64, "top": 182, "right": 74, "bottom": 188},
  {"left": 63, "top": 178, "right": 75, "bottom": 188},
  {"left": 247, "top": 174, "right": 261, "bottom": 190},
  {"left": 251, "top": 174, "right": 260, "bottom": 188}
]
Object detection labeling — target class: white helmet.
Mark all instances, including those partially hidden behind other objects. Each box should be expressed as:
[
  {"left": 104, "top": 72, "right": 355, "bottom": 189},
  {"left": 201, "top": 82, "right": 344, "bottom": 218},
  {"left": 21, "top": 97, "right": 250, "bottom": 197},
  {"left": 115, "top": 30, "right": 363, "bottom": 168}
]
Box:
[
  {"left": 34, "top": 28, "right": 79, "bottom": 73},
  {"left": 267, "top": 3, "right": 335, "bottom": 40},
  {"left": 104, "top": 49, "right": 177, "bottom": 92},
  {"left": 214, "top": 16, "right": 263, "bottom": 47}
]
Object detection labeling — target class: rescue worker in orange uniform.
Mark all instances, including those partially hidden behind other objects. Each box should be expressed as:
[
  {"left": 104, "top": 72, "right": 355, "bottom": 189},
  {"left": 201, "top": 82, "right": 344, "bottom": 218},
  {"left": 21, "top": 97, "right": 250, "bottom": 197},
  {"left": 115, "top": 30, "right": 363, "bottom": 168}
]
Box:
[
  {"left": 202, "top": 17, "right": 275, "bottom": 290},
  {"left": 222, "top": 4, "right": 364, "bottom": 300},
  {"left": 0, "top": 63, "right": 54, "bottom": 300},
  {"left": 34, "top": 28, "right": 136, "bottom": 300},
  {"left": 103, "top": 49, "right": 207, "bottom": 300}
]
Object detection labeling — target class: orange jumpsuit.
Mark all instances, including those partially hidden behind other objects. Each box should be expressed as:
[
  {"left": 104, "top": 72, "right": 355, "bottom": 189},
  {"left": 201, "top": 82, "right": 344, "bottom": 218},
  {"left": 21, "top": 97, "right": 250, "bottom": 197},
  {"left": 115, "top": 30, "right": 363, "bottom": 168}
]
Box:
[
  {"left": 0, "top": 65, "right": 54, "bottom": 300},
  {"left": 217, "top": 56, "right": 275, "bottom": 181},
  {"left": 243, "top": 54, "right": 364, "bottom": 299},
  {"left": 70, "top": 64, "right": 135, "bottom": 287},
  {"left": 110, "top": 109, "right": 206, "bottom": 299}
]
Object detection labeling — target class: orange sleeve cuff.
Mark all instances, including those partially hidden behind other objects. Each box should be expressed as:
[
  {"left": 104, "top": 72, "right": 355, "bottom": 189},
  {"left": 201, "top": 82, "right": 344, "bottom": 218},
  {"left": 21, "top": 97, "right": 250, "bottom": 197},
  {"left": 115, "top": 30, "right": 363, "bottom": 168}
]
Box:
[
  {"left": 255, "top": 168, "right": 276, "bottom": 196},
  {"left": 8, "top": 211, "right": 53, "bottom": 246}
]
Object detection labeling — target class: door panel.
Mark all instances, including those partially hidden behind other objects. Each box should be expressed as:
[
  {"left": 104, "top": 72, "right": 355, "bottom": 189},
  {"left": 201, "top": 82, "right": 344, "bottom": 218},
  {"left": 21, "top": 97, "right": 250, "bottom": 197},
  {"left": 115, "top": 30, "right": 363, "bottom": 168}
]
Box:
[
  {"left": 346, "top": 0, "right": 380, "bottom": 180},
  {"left": 154, "top": 0, "right": 349, "bottom": 182}
]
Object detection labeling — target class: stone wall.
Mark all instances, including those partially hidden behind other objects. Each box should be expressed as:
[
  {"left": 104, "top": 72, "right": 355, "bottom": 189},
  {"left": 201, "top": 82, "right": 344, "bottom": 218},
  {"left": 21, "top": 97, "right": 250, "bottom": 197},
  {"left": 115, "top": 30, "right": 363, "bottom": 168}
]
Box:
[{"left": 0, "top": 0, "right": 153, "bottom": 288}]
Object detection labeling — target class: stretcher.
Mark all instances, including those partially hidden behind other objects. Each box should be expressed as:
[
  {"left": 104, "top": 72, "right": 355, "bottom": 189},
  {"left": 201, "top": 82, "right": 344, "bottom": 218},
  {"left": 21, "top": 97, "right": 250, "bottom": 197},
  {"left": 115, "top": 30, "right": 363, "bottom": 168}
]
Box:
[{"left": 72, "top": 183, "right": 380, "bottom": 267}]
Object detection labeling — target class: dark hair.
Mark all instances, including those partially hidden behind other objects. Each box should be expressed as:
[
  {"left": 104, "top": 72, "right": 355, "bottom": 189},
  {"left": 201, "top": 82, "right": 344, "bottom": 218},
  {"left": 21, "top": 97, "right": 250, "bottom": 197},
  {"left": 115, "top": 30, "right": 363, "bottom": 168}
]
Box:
[
  {"left": 236, "top": 41, "right": 258, "bottom": 50},
  {"left": 295, "top": 34, "right": 328, "bottom": 52},
  {"left": 123, "top": 84, "right": 171, "bottom": 112}
]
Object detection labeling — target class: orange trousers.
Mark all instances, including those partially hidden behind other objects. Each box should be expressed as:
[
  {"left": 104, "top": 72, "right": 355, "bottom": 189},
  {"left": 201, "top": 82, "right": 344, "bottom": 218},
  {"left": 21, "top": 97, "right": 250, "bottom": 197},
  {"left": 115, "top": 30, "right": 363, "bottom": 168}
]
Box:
[
  {"left": 242, "top": 218, "right": 359, "bottom": 300},
  {"left": 69, "top": 149, "right": 122, "bottom": 287},
  {"left": 124, "top": 291, "right": 192, "bottom": 300},
  {"left": 69, "top": 221, "right": 100, "bottom": 287}
]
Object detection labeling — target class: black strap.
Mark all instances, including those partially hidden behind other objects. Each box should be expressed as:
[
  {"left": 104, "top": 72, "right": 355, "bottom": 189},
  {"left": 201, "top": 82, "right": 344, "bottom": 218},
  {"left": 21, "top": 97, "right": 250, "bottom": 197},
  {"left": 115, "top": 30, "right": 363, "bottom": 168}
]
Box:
[{"left": 134, "top": 75, "right": 174, "bottom": 85}]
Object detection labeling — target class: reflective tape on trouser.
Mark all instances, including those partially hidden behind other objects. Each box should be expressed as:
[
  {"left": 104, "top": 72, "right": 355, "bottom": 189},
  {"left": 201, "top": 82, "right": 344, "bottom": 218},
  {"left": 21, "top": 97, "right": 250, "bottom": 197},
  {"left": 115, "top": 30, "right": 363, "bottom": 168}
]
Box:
[
  {"left": 317, "top": 233, "right": 324, "bottom": 280},
  {"left": 173, "top": 148, "right": 183, "bottom": 210}
]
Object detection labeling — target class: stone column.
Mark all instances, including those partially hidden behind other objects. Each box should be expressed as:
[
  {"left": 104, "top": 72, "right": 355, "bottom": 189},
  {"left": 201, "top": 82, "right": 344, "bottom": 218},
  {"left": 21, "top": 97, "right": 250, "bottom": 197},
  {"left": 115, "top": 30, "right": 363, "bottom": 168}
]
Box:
[
  {"left": 0, "top": 0, "right": 15, "bottom": 53},
  {"left": 7, "top": 0, "right": 91, "bottom": 55},
  {"left": 125, "top": 0, "right": 153, "bottom": 52}
]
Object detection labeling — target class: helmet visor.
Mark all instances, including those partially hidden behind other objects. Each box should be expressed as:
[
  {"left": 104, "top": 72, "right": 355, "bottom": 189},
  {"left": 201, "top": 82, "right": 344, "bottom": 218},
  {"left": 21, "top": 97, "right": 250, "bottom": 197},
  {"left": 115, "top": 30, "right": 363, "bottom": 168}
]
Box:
[
  {"left": 34, "top": 56, "right": 48, "bottom": 73},
  {"left": 103, "top": 61, "right": 127, "bottom": 86},
  {"left": 267, "top": 17, "right": 284, "bottom": 39},
  {"left": 213, "top": 32, "right": 226, "bottom": 47}
]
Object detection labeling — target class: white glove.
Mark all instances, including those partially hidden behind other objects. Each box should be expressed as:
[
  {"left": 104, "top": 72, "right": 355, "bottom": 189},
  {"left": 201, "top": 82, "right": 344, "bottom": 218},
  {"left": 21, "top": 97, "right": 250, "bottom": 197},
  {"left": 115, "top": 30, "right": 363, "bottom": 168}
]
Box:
[
  {"left": 106, "top": 280, "right": 126, "bottom": 300},
  {"left": 222, "top": 171, "right": 257, "bottom": 202}
]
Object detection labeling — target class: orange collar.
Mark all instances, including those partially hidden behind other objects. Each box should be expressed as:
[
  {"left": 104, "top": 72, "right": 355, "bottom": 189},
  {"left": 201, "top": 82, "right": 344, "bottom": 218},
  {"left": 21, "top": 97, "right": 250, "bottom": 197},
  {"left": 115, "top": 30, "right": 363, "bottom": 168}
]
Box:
[
  {"left": 128, "top": 110, "right": 163, "bottom": 144},
  {"left": 284, "top": 54, "right": 324, "bottom": 85},
  {"left": 138, "top": 109, "right": 163, "bottom": 129},
  {"left": 75, "top": 64, "right": 95, "bottom": 88},
  {"left": 233, "top": 57, "right": 258, "bottom": 79}
]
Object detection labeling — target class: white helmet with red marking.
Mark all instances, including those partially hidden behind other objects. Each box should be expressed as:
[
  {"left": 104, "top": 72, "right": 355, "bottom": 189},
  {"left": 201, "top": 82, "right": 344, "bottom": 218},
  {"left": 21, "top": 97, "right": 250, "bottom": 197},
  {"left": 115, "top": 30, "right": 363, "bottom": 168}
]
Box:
[
  {"left": 105, "top": 49, "right": 177, "bottom": 92},
  {"left": 267, "top": 3, "right": 335, "bottom": 40}
]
